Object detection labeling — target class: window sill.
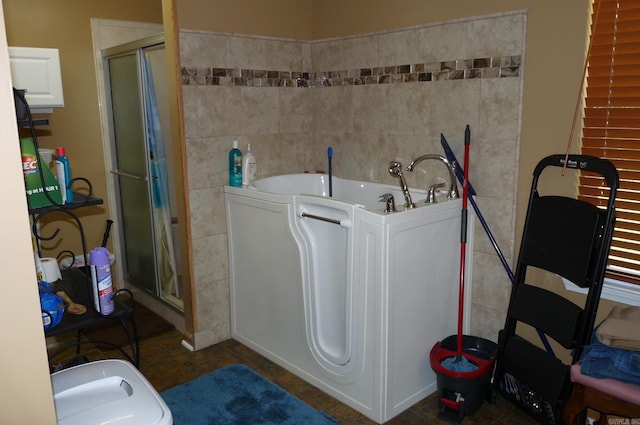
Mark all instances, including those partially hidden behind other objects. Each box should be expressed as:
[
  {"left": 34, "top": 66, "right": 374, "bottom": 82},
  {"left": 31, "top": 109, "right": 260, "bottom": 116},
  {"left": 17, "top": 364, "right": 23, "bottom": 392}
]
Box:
[{"left": 563, "top": 277, "right": 640, "bottom": 307}]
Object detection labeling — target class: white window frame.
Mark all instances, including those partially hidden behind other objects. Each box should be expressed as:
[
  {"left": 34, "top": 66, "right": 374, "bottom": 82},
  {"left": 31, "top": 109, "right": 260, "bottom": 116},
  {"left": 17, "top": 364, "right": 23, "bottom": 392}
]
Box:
[{"left": 563, "top": 277, "right": 640, "bottom": 307}]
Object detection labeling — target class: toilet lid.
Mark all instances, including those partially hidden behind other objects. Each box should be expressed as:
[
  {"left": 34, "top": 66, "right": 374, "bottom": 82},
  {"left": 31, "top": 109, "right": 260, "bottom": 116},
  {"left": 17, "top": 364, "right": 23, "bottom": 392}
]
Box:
[{"left": 51, "top": 359, "right": 172, "bottom": 425}]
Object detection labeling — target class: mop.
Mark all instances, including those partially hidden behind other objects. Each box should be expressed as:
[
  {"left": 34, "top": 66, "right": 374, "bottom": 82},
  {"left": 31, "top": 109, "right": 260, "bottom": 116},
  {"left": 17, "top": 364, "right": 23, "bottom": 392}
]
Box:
[
  {"left": 440, "top": 134, "right": 555, "bottom": 357},
  {"left": 428, "top": 127, "right": 498, "bottom": 421},
  {"left": 440, "top": 125, "right": 478, "bottom": 373}
]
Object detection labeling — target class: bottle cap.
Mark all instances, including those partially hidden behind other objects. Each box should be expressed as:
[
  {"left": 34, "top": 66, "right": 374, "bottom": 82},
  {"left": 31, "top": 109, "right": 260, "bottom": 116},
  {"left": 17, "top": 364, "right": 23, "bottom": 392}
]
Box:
[
  {"left": 247, "top": 143, "right": 252, "bottom": 153},
  {"left": 232, "top": 140, "right": 238, "bottom": 149},
  {"left": 90, "top": 247, "right": 110, "bottom": 266},
  {"left": 56, "top": 147, "right": 65, "bottom": 156}
]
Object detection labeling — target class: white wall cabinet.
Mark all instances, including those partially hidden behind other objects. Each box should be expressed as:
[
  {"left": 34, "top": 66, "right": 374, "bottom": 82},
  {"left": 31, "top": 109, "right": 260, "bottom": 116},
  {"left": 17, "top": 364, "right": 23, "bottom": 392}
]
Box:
[{"left": 9, "top": 47, "right": 64, "bottom": 110}]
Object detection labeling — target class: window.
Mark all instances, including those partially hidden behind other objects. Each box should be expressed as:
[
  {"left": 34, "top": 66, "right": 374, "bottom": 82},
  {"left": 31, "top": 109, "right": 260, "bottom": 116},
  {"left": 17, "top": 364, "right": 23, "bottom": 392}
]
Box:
[{"left": 578, "top": 0, "right": 640, "bottom": 304}]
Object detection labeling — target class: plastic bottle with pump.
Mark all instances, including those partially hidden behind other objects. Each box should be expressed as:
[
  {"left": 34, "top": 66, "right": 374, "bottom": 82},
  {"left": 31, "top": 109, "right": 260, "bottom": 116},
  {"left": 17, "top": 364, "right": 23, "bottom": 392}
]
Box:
[
  {"left": 229, "top": 140, "right": 242, "bottom": 187},
  {"left": 242, "top": 143, "right": 257, "bottom": 188},
  {"left": 55, "top": 147, "right": 73, "bottom": 204}
]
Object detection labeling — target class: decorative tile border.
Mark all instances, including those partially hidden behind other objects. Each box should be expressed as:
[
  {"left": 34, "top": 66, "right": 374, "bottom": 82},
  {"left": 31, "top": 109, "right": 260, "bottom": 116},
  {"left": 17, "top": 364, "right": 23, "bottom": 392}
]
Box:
[{"left": 181, "top": 55, "right": 521, "bottom": 87}]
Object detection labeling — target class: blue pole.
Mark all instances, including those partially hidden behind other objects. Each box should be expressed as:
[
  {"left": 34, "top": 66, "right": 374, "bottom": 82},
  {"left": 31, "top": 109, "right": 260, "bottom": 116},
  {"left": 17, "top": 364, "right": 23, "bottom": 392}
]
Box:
[{"left": 327, "top": 147, "right": 333, "bottom": 197}]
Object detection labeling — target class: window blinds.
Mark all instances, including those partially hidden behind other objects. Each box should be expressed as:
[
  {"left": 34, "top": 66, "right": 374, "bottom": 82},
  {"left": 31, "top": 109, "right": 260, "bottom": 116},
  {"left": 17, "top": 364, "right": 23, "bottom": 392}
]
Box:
[{"left": 581, "top": 0, "right": 640, "bottom": 284}]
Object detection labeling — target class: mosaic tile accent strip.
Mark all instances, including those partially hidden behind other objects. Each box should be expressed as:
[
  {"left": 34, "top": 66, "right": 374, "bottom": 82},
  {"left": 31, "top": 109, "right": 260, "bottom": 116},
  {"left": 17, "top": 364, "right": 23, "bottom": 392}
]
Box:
[{"left": 181, "top": 55, "right": 521, "bottom": 87}]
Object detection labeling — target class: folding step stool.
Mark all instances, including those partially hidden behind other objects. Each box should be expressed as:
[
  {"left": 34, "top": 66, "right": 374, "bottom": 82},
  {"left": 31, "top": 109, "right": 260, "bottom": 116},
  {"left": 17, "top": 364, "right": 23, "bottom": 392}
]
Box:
[{"left": 492, "top": 154, "right": 619, "bottom": 424}]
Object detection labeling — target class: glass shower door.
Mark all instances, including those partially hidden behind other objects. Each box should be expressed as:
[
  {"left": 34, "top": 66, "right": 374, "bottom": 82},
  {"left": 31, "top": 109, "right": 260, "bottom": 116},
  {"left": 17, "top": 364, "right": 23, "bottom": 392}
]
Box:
[{"left": 108, "top": 52, "right": 158, "bottom": 295}]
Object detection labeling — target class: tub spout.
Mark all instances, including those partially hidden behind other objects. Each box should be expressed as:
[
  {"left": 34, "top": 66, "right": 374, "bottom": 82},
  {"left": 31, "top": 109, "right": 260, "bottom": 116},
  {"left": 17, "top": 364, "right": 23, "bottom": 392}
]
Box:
[
  {"left": 406, "top": 154, "right": 459, "bottom": 201},
  {"left": 388, "top": 161, "right": 416, "bottom": 210}
]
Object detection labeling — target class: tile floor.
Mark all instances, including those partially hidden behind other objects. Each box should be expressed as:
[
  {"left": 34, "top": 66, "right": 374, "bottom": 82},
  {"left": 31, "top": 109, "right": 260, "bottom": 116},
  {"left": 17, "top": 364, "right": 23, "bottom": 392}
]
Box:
[{"left": 48, "top": 328, "right": 540, "bottom": 425}]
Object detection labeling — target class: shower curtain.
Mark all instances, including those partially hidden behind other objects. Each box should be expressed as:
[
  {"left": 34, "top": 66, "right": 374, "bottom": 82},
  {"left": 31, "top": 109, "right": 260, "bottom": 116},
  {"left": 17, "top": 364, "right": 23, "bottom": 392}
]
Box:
[{"left": 143, "top": 55, "right": 178, "bottom": 297}]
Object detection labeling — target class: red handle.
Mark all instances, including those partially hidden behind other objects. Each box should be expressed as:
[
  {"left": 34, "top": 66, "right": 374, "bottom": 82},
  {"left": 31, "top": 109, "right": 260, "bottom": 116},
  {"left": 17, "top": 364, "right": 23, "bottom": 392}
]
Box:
[{"left": 440, "top": 397, "right": 462, "bottom": 411}]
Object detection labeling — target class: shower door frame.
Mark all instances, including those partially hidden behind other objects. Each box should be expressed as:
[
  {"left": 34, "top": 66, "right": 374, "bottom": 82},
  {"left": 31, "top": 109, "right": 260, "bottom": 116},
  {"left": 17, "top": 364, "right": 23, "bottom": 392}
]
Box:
[{"left": 102, "top": 34, "right": 181, "bottom": 310}]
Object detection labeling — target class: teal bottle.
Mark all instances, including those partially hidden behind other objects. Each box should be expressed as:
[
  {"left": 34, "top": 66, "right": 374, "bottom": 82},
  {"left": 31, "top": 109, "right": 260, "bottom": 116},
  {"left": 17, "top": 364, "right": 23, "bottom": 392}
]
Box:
[
  {"left": 229, "top": 140, "right": 242, "bottom": 187},
  {"left": 55, "top": 147, "right": 73, "bottom": 204}
]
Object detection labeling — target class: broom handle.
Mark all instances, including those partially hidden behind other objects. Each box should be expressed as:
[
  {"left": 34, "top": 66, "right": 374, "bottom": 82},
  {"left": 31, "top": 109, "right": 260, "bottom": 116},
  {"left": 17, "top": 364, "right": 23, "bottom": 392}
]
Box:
[{"left": 101, "top": 219, "right": 114, "bottom": 248}]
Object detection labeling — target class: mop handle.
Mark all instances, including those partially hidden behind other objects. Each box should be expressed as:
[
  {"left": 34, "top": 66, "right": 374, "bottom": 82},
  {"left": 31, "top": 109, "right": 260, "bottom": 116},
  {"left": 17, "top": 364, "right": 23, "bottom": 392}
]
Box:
[
  {"left": 463, "top": 172, "right": 516, "bottom": 282},
  {"left": 457, "top": 126, "right": 471, "bottom": 356},
  {"left": 442, "top": 135, "right": 514, "bottom": 282},
  {"left": 441, "top": 132, "right": 555, "bottom": 357}
]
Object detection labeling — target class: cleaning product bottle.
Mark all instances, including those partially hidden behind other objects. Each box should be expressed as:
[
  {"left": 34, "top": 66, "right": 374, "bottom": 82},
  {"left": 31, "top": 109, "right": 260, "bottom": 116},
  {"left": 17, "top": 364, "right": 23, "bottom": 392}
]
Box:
[
  {"left": 90, "top": 247, "right": 114, "bottom": 315},
  {"left": 229, "top": 140, "right": 242, "bottom": 187},
  {"left": 20, "top": 138, "right": 62, "bottom": 208},
  {"left": 242, "top": 143, "right": 257, "bottom": 188},
  {"left": 55, "top": 147, "right": 73, "bottom": 204},
  {"left": 34, "top": 251, "right": 45, "bottom": 282}
]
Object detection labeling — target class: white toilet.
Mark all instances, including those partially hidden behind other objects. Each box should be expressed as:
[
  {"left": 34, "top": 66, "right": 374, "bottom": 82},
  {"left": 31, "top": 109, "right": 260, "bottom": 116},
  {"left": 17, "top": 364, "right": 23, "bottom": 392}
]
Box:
[{"left": 51, "top": 359, "right": 172, "bottom": 425}]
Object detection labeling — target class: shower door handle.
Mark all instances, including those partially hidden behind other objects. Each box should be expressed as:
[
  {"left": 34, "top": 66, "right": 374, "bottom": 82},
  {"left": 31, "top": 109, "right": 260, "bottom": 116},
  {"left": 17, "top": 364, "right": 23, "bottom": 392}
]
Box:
[{"left": 111, "top": 169, "right": 148, "bottom": 181}]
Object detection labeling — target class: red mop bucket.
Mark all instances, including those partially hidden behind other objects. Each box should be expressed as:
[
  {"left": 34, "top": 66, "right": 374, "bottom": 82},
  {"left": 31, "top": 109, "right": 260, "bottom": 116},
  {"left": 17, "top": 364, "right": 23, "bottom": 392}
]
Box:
[
  {"left": 429, "top": 126, "right": 497, "bottom": 423},
  {"left": 430, "top": 335, "right": 497, "bottom": 421}
]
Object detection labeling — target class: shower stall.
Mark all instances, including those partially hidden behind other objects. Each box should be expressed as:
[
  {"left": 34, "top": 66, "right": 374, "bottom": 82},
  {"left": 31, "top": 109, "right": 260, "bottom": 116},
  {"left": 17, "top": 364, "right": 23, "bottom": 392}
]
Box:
[{"left": 103, "top": 34, "right": 182, "bottom": 310}]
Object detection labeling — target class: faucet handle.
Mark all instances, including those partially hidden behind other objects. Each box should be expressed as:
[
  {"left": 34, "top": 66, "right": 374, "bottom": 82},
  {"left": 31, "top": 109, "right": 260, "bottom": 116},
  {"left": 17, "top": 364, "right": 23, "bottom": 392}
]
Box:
[
  {"left": 426, "top": 183, "right": 445, "bottom": 203},
  {"left": 379, "top": 193, "right": 396, "bottom": 213}
]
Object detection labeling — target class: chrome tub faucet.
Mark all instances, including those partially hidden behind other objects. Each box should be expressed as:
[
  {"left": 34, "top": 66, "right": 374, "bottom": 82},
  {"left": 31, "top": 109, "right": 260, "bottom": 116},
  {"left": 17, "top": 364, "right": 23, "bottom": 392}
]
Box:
[{"left": 406, "top": 154, "right": 459, "bottom": 202}]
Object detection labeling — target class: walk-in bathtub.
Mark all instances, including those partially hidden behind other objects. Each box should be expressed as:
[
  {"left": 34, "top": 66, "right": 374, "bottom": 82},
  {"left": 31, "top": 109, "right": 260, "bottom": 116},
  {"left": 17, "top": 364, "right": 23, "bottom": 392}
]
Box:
[{"left": 224, "top": 173, "right": 474, "bottom": 423}]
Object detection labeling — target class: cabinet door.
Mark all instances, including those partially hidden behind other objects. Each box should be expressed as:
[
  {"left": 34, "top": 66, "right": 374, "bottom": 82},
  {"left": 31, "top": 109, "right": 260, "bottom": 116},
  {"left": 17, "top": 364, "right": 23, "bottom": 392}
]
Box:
[{"left": 9, "top": 47, "right": 64, "bottom": 108}]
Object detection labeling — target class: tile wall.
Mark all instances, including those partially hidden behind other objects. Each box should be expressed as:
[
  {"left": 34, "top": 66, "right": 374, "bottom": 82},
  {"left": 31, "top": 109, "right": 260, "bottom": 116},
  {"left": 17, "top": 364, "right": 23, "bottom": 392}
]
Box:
[{"left": 180, "top": 11, "right": 526, "bottom": 348}]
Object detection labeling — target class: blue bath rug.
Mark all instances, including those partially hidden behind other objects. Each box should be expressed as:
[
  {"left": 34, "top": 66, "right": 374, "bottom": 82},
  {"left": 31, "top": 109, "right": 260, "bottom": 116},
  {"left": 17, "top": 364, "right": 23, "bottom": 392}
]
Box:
[{"left": 161, "top": 364, "right": 339, "bottom": 425}]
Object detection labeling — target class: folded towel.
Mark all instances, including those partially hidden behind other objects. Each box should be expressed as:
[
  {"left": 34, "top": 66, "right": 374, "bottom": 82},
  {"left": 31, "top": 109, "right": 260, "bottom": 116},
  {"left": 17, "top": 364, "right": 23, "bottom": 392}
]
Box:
[{"left": 596, "top": 306, "right": 640, "bottom": 350}]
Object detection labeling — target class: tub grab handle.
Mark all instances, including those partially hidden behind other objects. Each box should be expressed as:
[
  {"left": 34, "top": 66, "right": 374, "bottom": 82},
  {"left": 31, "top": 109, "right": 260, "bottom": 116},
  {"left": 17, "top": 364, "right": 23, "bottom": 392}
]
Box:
[{"left": 299, "top": 211, "right": 351, "bottom": 228}]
